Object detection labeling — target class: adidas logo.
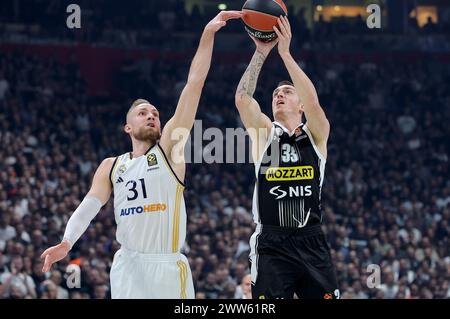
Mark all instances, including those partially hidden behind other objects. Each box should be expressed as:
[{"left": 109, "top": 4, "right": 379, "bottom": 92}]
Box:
[{"left": 116, "top": 177, "right": 124, "bottom": 183}]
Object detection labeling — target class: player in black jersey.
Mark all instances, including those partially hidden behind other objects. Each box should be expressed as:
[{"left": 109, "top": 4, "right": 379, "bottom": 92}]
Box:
[{"left": 234, "top": 16, "right": 339, "bottom": 299}]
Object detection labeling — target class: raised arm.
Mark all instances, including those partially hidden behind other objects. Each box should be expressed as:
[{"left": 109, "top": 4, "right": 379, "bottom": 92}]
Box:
[
  {"left": 41, "top": 157, "right": 114, "bottom": 273},
  {"left": 234, "top": 37, "right": 277, "bottom": 162},
  {"left": 160, "top": 11, "right": 242, "bottom": 156},
  {"left": 234, "top": 38, "right": 275, "bottom": 133},
  {"left": 274, "top": 16, "right": 330, "bottom": 150}
]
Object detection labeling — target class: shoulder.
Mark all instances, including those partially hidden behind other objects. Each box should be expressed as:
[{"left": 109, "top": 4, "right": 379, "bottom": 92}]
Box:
[
  {"left": 96, "top": 157, "right": 119, "bottom": 176},
  {"left": 100, "top": 157, "right": 117, "bottom": 170},
  {"left": 302, "top": 123, "right": 316, "bottom": 140},
  {"left": 303, "top": 124, "right": 328, "bottom": 161}
]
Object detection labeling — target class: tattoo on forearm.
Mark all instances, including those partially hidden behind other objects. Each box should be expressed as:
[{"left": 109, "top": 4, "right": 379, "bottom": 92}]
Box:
[{"left": 237, "top": 50, "right": 267, "bottom": 99}]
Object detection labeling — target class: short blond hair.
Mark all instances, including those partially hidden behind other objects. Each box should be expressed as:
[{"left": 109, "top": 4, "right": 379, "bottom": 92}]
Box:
[{"left": 126, "top": 98, "right": 150, "bottom": 123}]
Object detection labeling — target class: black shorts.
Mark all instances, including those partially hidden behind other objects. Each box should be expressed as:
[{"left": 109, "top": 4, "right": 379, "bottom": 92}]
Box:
[{"left": 250, "top": 224, "right": 339, "bottom": 299}]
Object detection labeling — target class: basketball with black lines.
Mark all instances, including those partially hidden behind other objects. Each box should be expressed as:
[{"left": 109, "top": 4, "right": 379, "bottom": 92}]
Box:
[{"left": 242, "top": 0, "right": 288, "bottom": 42}]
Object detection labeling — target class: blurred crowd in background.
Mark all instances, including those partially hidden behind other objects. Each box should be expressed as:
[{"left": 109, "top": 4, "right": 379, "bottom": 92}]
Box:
[
  {"left": 0, "top": 0, "right": 449, "bottom": 299},
  {"left": 1, "top": 0, "right": 450, "bottom": 51}
]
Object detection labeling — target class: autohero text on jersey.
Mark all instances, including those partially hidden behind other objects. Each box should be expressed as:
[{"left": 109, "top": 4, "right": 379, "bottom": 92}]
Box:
[{"left": 119, "top": 203, "right": 167, "bottom": 216}]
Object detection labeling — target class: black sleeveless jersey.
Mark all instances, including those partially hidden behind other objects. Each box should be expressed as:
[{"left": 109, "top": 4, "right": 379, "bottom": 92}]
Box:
[{"left": 252, "top": 122, "right": 326, "bottom": 228}]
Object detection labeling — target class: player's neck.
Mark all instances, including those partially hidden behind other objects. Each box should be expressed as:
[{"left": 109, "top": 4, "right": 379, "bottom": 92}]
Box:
[
  {"left": 130, "top": 140, "right": 155, "bottom": 159},
  {"left": 275, "top": 116, "right": 302, "bottom": 133}
]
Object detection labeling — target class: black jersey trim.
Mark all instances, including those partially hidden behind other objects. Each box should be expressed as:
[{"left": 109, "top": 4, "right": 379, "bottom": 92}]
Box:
[
  {"left": 109, "top": 157, "right": 119, "bottom": 187},
  {"left": 156, "top": 143, "right": 186, "bottom": 187},
  {"left": 273, "top": 121, "right": 304, "bottom": 135},
  {"left": 144, "top": 143, "right": 157, "bottom": 156},
  {"left": 128, "top": 143, "right": 157, "bottom": 160}
]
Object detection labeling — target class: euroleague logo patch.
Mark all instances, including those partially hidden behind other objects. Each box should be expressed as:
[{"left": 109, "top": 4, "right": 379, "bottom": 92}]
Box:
[{"left": 147, "top": 153, "right": 158, "bottom": 166}]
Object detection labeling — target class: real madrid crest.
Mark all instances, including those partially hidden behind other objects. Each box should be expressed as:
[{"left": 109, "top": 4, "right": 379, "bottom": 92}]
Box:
[{"left": 117, "top": 164, "right": 127, "bottom": 175}]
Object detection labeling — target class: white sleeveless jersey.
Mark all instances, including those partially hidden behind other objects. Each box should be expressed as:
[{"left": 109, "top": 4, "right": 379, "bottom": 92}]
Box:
[{"left": 110, "top": 144, "right": 186, "bottom": 254}]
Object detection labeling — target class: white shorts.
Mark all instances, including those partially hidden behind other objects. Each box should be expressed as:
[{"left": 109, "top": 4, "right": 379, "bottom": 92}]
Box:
[{"left": 110, "top": 248, "right": 195, "bottom": 299}]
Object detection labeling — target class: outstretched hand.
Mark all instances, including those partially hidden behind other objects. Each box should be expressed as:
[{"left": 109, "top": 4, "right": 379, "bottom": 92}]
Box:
[
  {"left": 205, "top": 10, "right": 243, "bottom": 33},
  {"left": 40, "top": 240, "right": 70, "bottom": 273}
]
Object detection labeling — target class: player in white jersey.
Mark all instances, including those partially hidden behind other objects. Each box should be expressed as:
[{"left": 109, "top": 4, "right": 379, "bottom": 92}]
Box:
[{"left": 40, "top": 10, "right": 243, "bottom": 299}]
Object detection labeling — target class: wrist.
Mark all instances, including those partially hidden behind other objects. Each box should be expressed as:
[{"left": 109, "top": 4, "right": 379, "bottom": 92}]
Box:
[
  {"left": 203, "top": 27, "right": 216, "bottom": 37},
  {"left": 279, "top": 51, "right": 292, "bottom": 60},
  {"left": 61, "top": 239, "right": 72, "bottom": 251},
  {"left": 255, "top": 48, "right": 268, "bottom": 59}
]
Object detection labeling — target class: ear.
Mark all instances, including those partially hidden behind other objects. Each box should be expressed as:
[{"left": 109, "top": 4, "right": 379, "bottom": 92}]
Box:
[
  {"left": 299, "top": 103, "right": 305, "bottom": 112},
  {"left": 124, "top": 124, "right": 131, "bottom": 134}
]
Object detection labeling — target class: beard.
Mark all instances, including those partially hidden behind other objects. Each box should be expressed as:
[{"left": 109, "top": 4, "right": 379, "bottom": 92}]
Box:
[{"left": 133, "top": 127, "right": 161, "bottom": 144}]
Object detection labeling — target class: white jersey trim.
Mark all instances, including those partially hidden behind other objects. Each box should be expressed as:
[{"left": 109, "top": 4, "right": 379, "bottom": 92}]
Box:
[
  {"left": 302, "top": 124, "right": 327, "bottom": 163},
  {"left": 253, "top": 125, "right": 276, "bottom": 177},
  {"left": 156, "top": 144, "right": 185, "bottom": 187},
  {"left": 249, "top": 223, "right": 262, "bottom": 284},
  {"left": 303, "top": 125, "right": 326, "bottom": 188}
]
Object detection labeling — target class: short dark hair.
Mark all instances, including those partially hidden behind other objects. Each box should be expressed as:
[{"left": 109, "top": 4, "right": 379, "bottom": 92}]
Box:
[
  {"left": 276, "top": 80, "right": 294, "bottom": 88},
  {"left": 273, "top": 81, "right": 295, "bottom": 97}
]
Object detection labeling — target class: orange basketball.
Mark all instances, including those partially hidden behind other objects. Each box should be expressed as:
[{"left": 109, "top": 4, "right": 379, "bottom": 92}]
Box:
[{"left": 242, "top": 0, "right": 288, "bottom": 42}]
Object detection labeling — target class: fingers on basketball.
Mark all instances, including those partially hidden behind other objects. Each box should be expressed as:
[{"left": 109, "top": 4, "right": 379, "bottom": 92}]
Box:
[{"left": 222, "top": 11, "right": 243, "bottom": 21}]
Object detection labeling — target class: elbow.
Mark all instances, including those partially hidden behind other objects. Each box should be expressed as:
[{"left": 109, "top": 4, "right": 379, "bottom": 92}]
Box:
[
  {"left": 320, "top": 115, "right": 331, "bottom": 136},
  {"left": 186, "top": 78, "right": 205, "bottom": 91},
  {"left": 306, "top": 100, "right": 326, "bottom": 118},
  {"left": 186, "top": 67, "right": 209, "bottom": 88},
  {"left": 317, "top": 107, "right": 330, "bottom": 131},
  {"left": 186, "top": 70, "right": 206, "bottom": 89},
  {"left": 234, "top": 93, "right": 243, "bottom": 108},
  {"left": 309, "top": 99, "right": 321, "bottom": 110},
  {"left": 235, "top": 92, "right": 249, "bottom": 110},
  {"left": 324, "top": 117, "right": 331, "bottom": 133}
]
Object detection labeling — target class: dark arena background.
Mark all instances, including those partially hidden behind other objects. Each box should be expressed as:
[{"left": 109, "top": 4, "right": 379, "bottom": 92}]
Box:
[{"left": 0, "top": 0, "right": 449, "bottom": 305}]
